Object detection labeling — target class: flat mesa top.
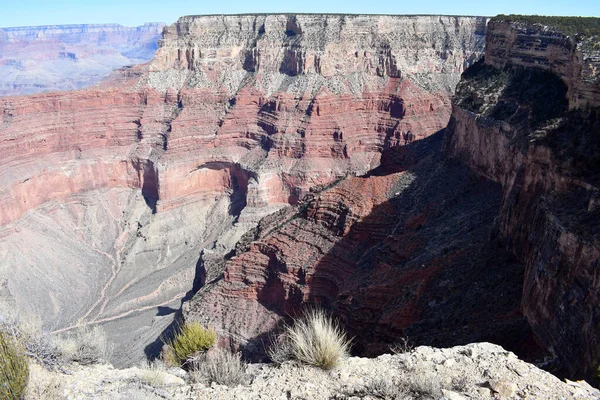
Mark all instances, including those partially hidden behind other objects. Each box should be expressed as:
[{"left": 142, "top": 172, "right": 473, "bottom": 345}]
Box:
[{"left": 180, "top": 13, "right": 488, "bottom": 19}]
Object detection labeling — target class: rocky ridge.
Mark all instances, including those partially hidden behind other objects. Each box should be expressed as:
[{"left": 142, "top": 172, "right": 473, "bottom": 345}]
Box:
[{"left": 27, "top": 343, "right": 600, "bottom": 399}]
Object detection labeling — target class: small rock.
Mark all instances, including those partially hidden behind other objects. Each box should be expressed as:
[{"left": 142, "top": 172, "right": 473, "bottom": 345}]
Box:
[
  {"left": 476, "top": 387, "right": 492, "bottom": 397},
  {"left": 443, "top": 358, "right": 456, "bottom": 368},
  {"left": 489, "top": 379, "right": 517, "bottom": 398},
  {"left": 441, "top": 389, "right": 467, "bottom": 400}
]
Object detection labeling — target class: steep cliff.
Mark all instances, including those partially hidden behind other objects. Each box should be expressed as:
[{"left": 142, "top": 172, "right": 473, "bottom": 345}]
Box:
[
  {"left": 185, "top": 132, "right": 536, "bottom": 361},
  {"left": 446, "top": 15, "right": 600, "bottom": 379},
  {"left": 0, "top": 23, "right": 164, "bottom": 96},
  {"left": 0, "top": 14, "right": 486, "bottom": 366}
]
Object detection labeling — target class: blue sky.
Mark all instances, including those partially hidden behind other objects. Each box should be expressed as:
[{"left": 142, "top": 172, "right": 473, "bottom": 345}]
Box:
[{"left": 2, "top": 0, "right": 599, "bottom": 27}]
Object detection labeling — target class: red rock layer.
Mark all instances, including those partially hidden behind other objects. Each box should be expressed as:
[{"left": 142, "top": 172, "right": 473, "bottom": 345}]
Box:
[
  {"left": 1, "top": 15, "right": 487, "bottom": 229},
  {"left": 185, "top": 134, "right": 534, "bottom": 359}
]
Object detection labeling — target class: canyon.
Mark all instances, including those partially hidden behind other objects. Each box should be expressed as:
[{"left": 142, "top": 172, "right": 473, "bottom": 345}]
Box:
[
  {"left": 0, "top": 14, "right": 487, "bottom": 367},
  {"left": 0, "top": 23, "right": 164, "bottom": 96},
  {"left": 0, "top": 12, "right": 598, "bottom": 384}
]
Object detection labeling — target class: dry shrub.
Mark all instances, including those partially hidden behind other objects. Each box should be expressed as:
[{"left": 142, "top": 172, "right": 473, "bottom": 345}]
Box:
[
  {"left": 266, "top": 331, "right": 292, "bottom": 365},
  {"left": 364, "top": 377, "right": 403, "bottom": 399},
  {"left": 401, "top": 372, "right": 443, "bottom": 399},
  {"left": 159, "top": 345, "right": 178, "bottom": 367},
  {"left": 139, "top": 361, "right": 167, "bottom": 388},
  {"left": 390, "top": 336, "right": 413, "bottom": 355},
  {"left": 164, "top": 321, "right": 216, "bottom": 365},
  {"left": 0, "top": 311, "right": 60, "bottom": 368},
  {"left": 55, "top": 325, "right": 113, "bottom": 365},
  {"left": 0, "top": 330, "right": 29, "bottom": 400},
  {"left": 190, "top": 348, "right": 247, "bottom": 387},
  {"left": 273, "top": 308, "right": 351, "bottom": 370}
]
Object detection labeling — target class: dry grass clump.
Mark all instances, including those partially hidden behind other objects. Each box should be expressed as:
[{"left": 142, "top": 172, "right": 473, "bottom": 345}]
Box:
[
  {"left": 363, "top": 377, "right": 404, "bottom": 399},
  {"left": 54, "top": 325, "right": 114, "bottom": 365},
  {"left": 190, "top": 348, "right": 247, "bottom": 387},
  {"left": 270, "top": 308, "right": 351, "bottom": 370},
  {"left": 403, "top": 372, "right": 443, "bottom": 399},
  {"left": 139, "top": 361, "right": 167, "bottom": 388},
  {"left": 0, "top": 330, "right": 29, "bottom": 400},
  {"left": 26, "top": 375, "right": 62, "bottom": 400},
  {"left": 163, "top": 321, "right": 216, "bottom": 365}
]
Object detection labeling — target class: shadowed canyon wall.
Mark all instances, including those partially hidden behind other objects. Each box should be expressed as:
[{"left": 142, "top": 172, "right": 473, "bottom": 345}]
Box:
[
  {"left": 446, "top": 17, "right": 600, "bottom": 379},
  {"left": 0, "top": 14, "right": 487, "bottom": 366}
]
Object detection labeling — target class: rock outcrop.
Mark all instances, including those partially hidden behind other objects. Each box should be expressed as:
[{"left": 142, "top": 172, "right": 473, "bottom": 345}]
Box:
[
  {"left": 446, "top": 16, "right": 600, "bottom": 380},
  {"left": 0, "top": 23, "right": 164, "bottom": 96},
  {"left": 0, "top": 14, "right": 487, "bottom": 366},
  {"left": 484, "top": 17, "right": 600, "bottom": 109},
  {"left": 27, "top": 343, "right": 600, "bottom": 399}
]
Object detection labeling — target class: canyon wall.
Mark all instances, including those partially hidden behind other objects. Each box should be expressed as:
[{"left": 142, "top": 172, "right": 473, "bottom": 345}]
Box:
[
  {"left": 446, "top": 17, "right": 600, "bottom": 379},
  {"left": 0, "top": 23, "right": 164, "bottom": 96},
  {"left": 484, "top": 18, "right": 600, "bottom": 109},
  {"left": 0, "top": 14, "right": 487, "bottom": 366}
]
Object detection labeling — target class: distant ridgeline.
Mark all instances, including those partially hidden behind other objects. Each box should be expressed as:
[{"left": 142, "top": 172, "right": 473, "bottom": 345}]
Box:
[{"left": 0, "top": 23, "right": 165, "bottom": 96}]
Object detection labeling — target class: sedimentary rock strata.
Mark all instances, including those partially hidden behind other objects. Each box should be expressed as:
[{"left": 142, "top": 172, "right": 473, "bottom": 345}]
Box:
[
  {"left": 0, "top": 14, "right": 486, "bottom": 366},
  {"left": 185, "top": 133, "right": 535, "bottom": 362}
]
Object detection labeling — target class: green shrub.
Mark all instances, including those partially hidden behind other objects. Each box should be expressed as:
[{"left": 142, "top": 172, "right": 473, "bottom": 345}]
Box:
[
  {"left": 281, "top": 308, "right": 351, "bottom": 370},
  {"left": 165, "top": 321, "right": 216, "bottom": 365},
  {"left": 0, "top": 330, "right": 29, "bottom": 400}
]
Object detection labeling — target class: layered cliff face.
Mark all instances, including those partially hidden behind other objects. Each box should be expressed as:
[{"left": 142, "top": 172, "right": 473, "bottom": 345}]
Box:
[
  {"left": 446, "top": 16, "right": 600, "bottom": 379},
  {"left": 0, "top": 14, "right": 487, "bottom": 366},
  {"left": 0, "top": 23, "right": 164, "bottom": 96},
  {"left": 185, "top": 133, "right": 536, "bottom": 361},
  {"left": 484, "top": 18, "right": 600, "bottom": 109}
]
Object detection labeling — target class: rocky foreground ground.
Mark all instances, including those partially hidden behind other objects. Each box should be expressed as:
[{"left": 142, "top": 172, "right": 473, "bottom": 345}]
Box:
[{"left": 28, "top": 343, "right": 599, "bottom": 399}]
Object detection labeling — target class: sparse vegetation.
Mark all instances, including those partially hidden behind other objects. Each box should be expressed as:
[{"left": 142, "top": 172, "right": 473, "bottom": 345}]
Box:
[
  {"left": 163, "top": 321, "right": 216, "bottom": 365},
  {"left": 344, "top": 372, "right": 444, "bottom": 400},
  {"left": 0, "top": 330, "right": 29, "bottom": 400},
  {"left": 492, "top": 15, "right": 600, "bottom": 38},
  {"left": 54, "top": 325, "right": 114, "bottom": 365},
  {"left": 270, "top": 308, "right": 351, "bottom": 370},
  {"left": 456, "top": 61, "right": 568, "bottom": 134},
  {"left": 190, "top": 349, "right": 248, "bottom": 387},
  {"left": 403, "top": 372, "right": 443, "bottom": 398},
  {"left": 139, "top": 361, "right": 167, "bottom": 388},
  {"left": 26, "top": 375, "right": 62, "bottom": 400},
  {"left": 266, "top": 332, "right": 293, "bottom": 365},
  {"left": 0, "top": 311, "right": 61, "bottom": 369},
  {"left": 389, "top": 336, "right": 414, "bottom": 355},
  {"left": 362, "top": 377, "right": 404, "bottom": 399}
]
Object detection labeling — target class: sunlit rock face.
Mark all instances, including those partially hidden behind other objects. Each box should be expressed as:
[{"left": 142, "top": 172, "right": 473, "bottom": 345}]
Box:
[{"left": 0, "top": 14, "right": 486, "bottom": 366}]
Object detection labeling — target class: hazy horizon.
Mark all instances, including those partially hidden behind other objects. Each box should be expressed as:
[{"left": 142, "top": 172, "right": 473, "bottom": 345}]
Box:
[{"left": 2, "top": 0, "right": 599, "bottom": 28}]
